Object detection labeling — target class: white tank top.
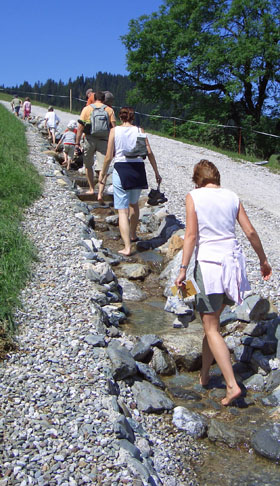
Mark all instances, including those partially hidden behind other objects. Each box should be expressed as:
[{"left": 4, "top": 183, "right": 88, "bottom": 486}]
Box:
[
  {"left": 190, "top": 187, "right": 250, "bottom": 303},
  {"left": 114, "top": 126, "right": 144, "bottom": 163}
]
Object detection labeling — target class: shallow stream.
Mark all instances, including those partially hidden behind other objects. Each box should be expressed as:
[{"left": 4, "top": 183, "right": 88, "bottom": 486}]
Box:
[{"left": 124, "top": 299, "right": 280, "bottom": 485}]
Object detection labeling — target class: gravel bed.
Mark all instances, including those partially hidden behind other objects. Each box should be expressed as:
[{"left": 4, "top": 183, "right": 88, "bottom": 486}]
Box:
[{"left": 0, "top": 102, "right": 279, "bottom": 485}]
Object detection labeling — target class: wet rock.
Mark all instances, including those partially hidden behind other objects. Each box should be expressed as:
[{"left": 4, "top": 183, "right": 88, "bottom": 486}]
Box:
[
  {"left": 251, "top": 423, "right": 280, "bottom": 461},
  {"left": 120, "top": 263, "right": 150, "bottom": 280},
  {"left": 131, "top": 341, "right": 153, "bottom": 362},
  {"left": 243, "top": 374, "right": 265, "bottom": 391},
  {"left": 140, "top": 334, "right": 164, "bottom": 349},
  {"left": 208, "top": 419, "right": 245, "bottom": 448},
  {"left": 162, "top": 329, "right": 203, "bottom": 371},
  {"left": 172, "top": 406, "right": 207, "bottom": 438},
  {"left": 132, "top": 381, "right": 174, "bottom": 413},
  {"left": 150, "top": 347, "right": 176, "bottom": 376},
  {"left": 118, "top": 278, "right": 147, "bottom": 301},
  {"left": 107, "top": 341, "right": 138, "bottom": 380},
  {"left": 168, "top": 387, "right": 202, "bottom": 401},
  {"left": 135, "top": 362, "right": 166, "bottom": 389}
]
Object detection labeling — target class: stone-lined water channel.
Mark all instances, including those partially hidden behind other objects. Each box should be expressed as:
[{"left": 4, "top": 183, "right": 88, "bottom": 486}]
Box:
[{"left": 1, "top": 102, "right": 280, "bottom": 486}]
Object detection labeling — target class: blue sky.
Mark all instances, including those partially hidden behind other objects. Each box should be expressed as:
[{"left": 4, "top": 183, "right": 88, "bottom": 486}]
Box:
[{"left": 1, "top": 0, "right": 163, "bottom": 87}]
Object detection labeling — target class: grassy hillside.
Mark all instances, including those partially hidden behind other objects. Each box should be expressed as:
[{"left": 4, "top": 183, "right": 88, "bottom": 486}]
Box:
[{"left": 0, "top": 104, "right": 43, "bottom": 356}]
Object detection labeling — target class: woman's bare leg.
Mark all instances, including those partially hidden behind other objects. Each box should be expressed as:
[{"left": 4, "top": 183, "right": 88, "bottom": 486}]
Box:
[
  {"left": 202, "top": 309, "right": 241, "bottom": 405},
  {"left": 118, "top": 208, "right": 131, "bottom": 255},
  {"left": 200, "top": 305, "right": 224, "bottom": 385},
  {"left": 129, "top": 202, "right": 139, "bottom": 240}
]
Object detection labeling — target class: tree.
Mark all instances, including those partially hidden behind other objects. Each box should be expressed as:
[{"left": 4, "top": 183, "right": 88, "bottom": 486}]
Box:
[{"left": 122, "top": 0, "right": 280, "bottom": 124}]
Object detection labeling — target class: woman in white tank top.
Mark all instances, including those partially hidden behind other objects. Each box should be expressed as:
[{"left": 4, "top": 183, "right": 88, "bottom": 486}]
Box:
[
  {"left": 175, "top": 160, "right": 272, "bottom": 406},
  {"left": 98, "top": 107, "right": 161, "bottom": 255}
]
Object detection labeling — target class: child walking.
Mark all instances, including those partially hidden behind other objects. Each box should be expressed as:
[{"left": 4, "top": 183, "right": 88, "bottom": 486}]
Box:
[
  {"left": 22, "top": 97, "right": 32, "bottom": 120},
  {"left": 56, "top": 120, "right": 77, "bottom": 170}
]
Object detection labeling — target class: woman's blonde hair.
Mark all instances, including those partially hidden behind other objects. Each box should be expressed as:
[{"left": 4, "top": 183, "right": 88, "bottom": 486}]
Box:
[{"left": 192, "top": 159, "right": 221, "bottom": 187}]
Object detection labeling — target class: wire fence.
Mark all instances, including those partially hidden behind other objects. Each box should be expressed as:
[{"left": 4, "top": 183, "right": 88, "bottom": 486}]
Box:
[{"left": 2, "top": 87, "right": 280, "bottom": 156}]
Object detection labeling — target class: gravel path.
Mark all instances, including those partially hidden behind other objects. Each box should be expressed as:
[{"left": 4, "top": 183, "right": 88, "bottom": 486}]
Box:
[{"left": 0, "top": 101, "right": 279, "bottom": 485}]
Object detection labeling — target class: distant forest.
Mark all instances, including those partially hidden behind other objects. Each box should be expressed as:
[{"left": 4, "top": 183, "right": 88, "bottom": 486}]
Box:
[{"left": 2, "top": 72, "right": 156, "bottom": 125}]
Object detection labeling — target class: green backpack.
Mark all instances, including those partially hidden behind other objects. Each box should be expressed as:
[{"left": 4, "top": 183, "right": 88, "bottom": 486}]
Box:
[{"left": 90, "top": 104, "right": 110, "bottom": 138}]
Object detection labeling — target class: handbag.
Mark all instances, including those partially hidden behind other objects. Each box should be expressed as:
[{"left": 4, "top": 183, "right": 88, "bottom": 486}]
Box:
[{"left": 123, "top": 128, "right": 148, "bottom": 159}]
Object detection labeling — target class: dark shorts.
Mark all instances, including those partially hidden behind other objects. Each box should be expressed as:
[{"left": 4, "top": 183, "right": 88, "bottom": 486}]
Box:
[
  {"left": 194, "top": 262, "right": 234, "bottom": 314},
  {"left": 15, "top": 106, "right": 20, "bottom": 114}
]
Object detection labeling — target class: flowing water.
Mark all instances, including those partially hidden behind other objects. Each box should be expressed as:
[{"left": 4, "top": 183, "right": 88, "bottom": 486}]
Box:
[{"left": 123, "top": 299, "right": 280, "bottom": 486}]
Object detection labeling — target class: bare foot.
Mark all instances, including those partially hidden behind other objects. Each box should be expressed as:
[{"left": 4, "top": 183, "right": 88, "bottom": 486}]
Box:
[
  {"left": 83, "top": 190, "right": 95, "bottom": 195},
  {"left": 97, "top": 194, "right": 105, "bottom": 205},
  {"left": 199, "top": 371, "right": 210, "bottom": 387},
  {"left": 118, "top": 248, "right": 131, "bottom": 256},
  {"left": 221, "top": 385, "right": 241, "bottom": 406}
]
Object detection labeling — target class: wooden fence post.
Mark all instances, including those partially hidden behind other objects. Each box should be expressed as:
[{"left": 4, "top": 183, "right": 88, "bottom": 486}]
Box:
[{"left": 69, "top": 89, "right": 72, "bottom": 113}]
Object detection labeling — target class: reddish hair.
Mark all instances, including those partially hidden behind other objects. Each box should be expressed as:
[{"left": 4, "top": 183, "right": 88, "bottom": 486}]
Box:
[
  {"left": 192, "top": 159, "right": 221, "bottom": 187},
  {"left": 119, "top": 107, "right": 135, "bottom": 123}
]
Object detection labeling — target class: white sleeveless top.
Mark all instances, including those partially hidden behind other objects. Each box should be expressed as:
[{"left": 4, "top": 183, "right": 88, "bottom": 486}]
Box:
[
  {"left": 190, "top": 187, "right": 250, "bottom": 303},
  {"left": 114, "top": 126, "right": 144, "bottom": 163}
]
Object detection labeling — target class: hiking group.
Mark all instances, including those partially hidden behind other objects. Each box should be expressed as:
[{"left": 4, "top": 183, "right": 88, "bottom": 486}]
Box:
[{"left": 8, "top": 90, "right": 272, "bottom": 408}]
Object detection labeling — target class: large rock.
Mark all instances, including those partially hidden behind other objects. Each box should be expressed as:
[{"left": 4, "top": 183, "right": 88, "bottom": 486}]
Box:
[
  {"left": 172, "top": 406, "right": 207, "bottom": 438},
  {"left": 162, "top": 327, "right": 203, "bottom": 371},
  {"left": 208, "top": 419, "right": 246, "bottom": 448},
  {"left": 120, "top": 263, "right": 150, "bottom": 280},
  {"left": 135, "top": 362, "right": 166, "bottom": 389},
  {"left": 166, "top": 234, "right": 184, "bottom": 259},
  {"left": 251, "top": 423, "right": 280, "bottom": 461},
  {"left": 132, "top": 381, "right": 174, "bottom": 413},
  {"left": 107, "top": 341, "right": 137, "bottom": 380},
  {"left": 118, "top": 278, "right": 147, "bottom": 301},
  {"left": 150, "top": 347, "right": 176, "bottom": 376}
]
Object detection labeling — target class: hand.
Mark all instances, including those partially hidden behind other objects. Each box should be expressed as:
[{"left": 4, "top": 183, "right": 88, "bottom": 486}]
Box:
[
  {"left": 174, "top": 268, "right": 187, "bottom": 288},
  {"left": 260, "top": 260, "right": 272, "bottom": 281},
  {"left": 156, "top": 173, "right": 162, "bottom": 184}
]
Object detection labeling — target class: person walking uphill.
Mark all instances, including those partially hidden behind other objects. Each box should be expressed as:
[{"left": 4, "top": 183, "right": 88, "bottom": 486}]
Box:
[
  {"left": 44, "top": 106, "right": 60, "bottom": 145},
  {"left": 75, "top": 91, "right": 116, "bottom": 195},
  {"left": 175, "top": 160, "right": 272, "bottom": 406},
  {"left": 98, "top": 107, "right": 162, "bottom": 256},
  {"left": 11, "top": 95, "right": 22, "bottom": 116}
]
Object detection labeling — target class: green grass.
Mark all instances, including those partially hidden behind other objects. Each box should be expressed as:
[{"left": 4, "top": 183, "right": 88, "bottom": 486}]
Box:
[
  {"left": 268, "top": 153, "right": 280, "bottom": 173},
  {"left": 0, "top": 104, "right": 43, "bottom": 333}
]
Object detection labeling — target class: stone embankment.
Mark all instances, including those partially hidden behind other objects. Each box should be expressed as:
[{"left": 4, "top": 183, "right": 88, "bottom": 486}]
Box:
[{"left": 1, "top": 102, "right": 280, "bottom": 485}]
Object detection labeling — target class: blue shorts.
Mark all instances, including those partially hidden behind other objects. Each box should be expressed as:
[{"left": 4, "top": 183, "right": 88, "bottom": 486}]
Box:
[{"left": 112, "top": 168, "right": 142, "bottom": 209}]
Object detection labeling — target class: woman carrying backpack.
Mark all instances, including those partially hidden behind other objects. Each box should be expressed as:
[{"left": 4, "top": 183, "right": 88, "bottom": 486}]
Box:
[{"left": 98, "top": 107, "right": 162, "bottom": 256}]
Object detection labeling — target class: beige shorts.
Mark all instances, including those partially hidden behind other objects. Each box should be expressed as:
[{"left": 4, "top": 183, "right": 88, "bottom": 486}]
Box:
[{"left": 83, "top": 135, "right": 108, "bottom": 169}]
